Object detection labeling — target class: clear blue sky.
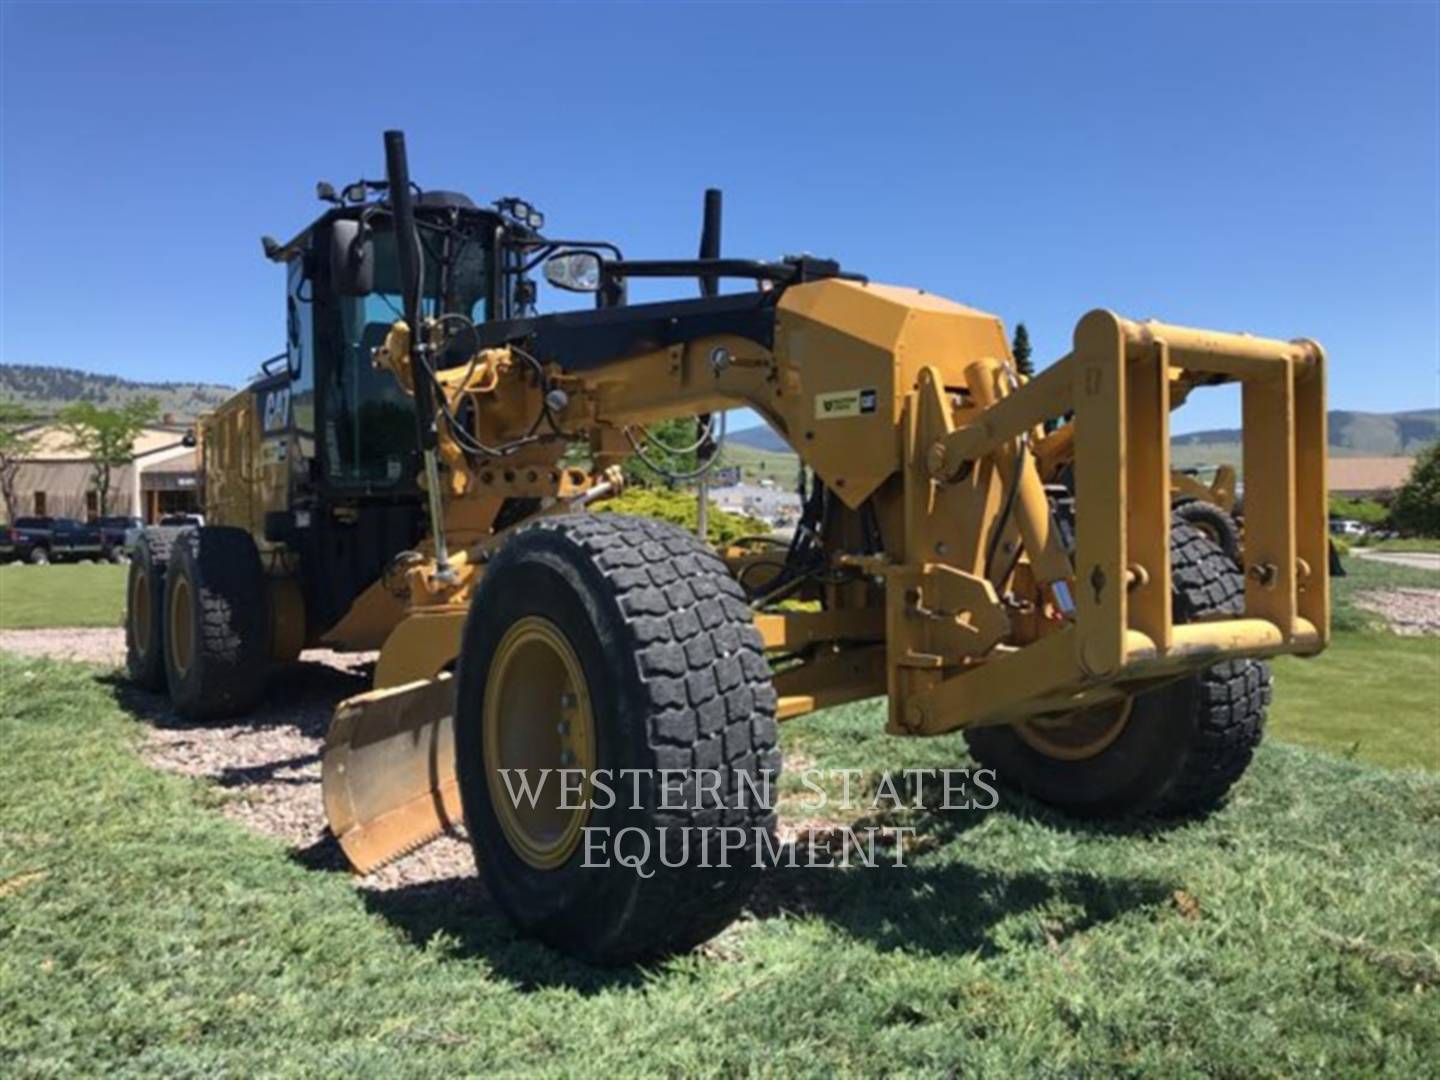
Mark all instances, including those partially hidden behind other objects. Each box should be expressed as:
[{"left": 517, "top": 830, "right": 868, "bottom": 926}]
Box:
[{"left": 2, "top": 1, "right": 1436, "bottom": 433}]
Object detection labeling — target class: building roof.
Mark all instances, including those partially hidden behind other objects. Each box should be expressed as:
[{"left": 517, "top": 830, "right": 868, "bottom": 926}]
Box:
[
  {"left": 1328, "top": 456, "right": 1414, "bottom": 495},
  {"left": 11, "top": 422, "right": 191, "bottom": 462},
  {"left": 143, "top": 449, "right": 198, "bottom": 475}
]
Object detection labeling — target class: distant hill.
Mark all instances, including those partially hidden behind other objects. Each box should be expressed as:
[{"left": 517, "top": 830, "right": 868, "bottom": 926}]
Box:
[
  {"left": 728, "top": 424, "right": 790, "bottom": 454},
  {"left": 732, "top": 407, "right": 1437, "bottom": 466},
  {"left": 1174, "top": 409, "right": 1437, "bottom": 456},
  {"left": 0, "top": 364, "right": 235, "bottom": 420}
]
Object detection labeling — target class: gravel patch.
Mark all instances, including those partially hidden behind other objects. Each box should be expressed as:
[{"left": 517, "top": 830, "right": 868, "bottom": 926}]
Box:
[
  {"left": 1, "top": 627, "right": 477, "bottom": 892},
  {"left": 0, "top": 627, "right": 127, "bottom": 666},
  {"left": 1353, "top": 588, "right": 1440, "bottom": 636}
]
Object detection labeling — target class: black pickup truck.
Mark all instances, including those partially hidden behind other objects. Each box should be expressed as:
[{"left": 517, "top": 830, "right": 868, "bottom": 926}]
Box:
[{"left": 0, "top": 516, "right": 108, "bottom": 564}]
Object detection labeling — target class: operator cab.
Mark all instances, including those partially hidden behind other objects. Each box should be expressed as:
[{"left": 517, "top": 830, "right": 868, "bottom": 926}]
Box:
[
  {"left": 262, "top": 185, "right": 543, "bottom": 499},
  {"left": 256, "top": 182, "right": 550, "bottom": 633}
]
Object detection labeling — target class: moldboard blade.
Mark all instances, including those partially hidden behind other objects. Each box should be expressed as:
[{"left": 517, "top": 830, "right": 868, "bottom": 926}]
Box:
[{"left": 321, "top": 673, "right": 462, "bottom": 874}]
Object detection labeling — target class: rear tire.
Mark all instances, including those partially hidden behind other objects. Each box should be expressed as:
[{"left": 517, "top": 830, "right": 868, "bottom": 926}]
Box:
[
  {"left": 126, "top": 529, "right": 177, "bottom": 690},
  {"left": 28, "top": 546, "right": 49, "bottom": 565},
  {"left": 163, "top": 526, "right": 272, "bottom": 720},
  {"left": 965, "top": 519, "right": 1270, "bottom": 818},
  {"left": 455, "top": 513, "right": 781, "bottom": 965}
]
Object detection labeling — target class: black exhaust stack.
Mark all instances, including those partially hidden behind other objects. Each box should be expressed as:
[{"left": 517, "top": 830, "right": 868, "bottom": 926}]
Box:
[
  {"left": 698, "top": 188, "right": 722, "bottom": 298},
  {"left": 383, "top": 130, "right": 437, "bottom": 454},
  {"left": 695, "top": 189, "right": 723, "bottom": 538},
  {"left": 383, "top": 130, "right": 454, "bottom": 578}
]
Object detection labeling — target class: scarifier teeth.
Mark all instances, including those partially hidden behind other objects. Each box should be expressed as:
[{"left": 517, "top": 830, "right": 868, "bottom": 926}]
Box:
[
  {"left": 348, "top": 824, "right": 451, "bottom": 876},
  {"left": 320, "top": 674, "right": 462, "bottom": 877}
]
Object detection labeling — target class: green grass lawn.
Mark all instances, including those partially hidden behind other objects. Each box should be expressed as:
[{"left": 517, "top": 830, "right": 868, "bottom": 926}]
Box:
[
  {"left": 719, "top": 441, "right": 800, "bottom": 484},
  {"left": 0, "top": 562, "right": 127, "bottom": 629},
  {"left": 1370, "top": 537, "right": 1440, "bottom": 554},
  {"left": 1270, "top": 633, "right": 1438, "bottom": 770},
  {"left": 1, "top": 653, "right": 1437, "bottom": 1074}
]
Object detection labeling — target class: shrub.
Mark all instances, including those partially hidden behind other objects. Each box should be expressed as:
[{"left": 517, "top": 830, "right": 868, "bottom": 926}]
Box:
[
  {"left": 1328, "top": 495, "right": 1388, "bottom": 527},
  {"left": 601, "top": 486, "right": 767, "bottom": 546}
]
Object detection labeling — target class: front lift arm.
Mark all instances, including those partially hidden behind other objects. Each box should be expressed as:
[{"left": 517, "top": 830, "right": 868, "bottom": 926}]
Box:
[{"left": 390, "top": 282, "right": 1327, "bottom": 737}]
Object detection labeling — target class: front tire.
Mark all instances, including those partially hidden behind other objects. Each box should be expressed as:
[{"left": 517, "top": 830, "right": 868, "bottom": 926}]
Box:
[
  {"left": 965, "top": 520, "right": 1270, "bottom": 818},
  {"left": 455, "top": 513, "right": 780, "bottom": 965},
  {"left": 163, "top": 526, "right": 272, "bottom": 720},
  {"left": 1173, "top": 500, "right": 1242, "bottom": 566}
]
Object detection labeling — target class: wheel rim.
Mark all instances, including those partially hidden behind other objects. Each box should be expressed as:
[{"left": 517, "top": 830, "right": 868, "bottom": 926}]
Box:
[
  {"left": 131, "top": 566, "right": 151, "bottom": 656},
  {"left": 1015, "top": 698, "right": 1133, "bottom": 762},
  {"left": 168, "top": 575, "right": 194, "bottom": 678},
  {"left": 483, "top": 616, "right": 596, "bottom": 869}
]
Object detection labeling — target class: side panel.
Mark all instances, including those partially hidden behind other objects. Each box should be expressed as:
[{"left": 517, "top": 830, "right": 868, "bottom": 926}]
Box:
[
  {"left": 201, "top": 394, "right": 254, "bottom": 531},
  {"left": 776, "top": 281, "right": 1012, "bottom": 507}
]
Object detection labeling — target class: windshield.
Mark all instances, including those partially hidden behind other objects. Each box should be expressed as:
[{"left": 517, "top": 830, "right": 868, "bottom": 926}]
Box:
[{"left": 322, "top": 220, "right": 491, "bottom": 488}]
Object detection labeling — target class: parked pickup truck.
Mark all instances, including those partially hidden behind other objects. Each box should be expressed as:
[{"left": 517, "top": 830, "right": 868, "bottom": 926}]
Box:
[
  {"left": 0, "top": 516, "right": 107, "bottom": 564},
  {"left": 97, "top": 515, "right": 142, "bottom": 559}
]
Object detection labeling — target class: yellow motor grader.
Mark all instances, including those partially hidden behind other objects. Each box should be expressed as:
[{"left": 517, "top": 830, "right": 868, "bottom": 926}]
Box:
[{"left": 125, "top": 132, "right": 1329, "bottom": 963}]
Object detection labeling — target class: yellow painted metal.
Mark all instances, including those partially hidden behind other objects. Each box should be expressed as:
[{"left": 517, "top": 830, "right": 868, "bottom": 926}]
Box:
[
  {"left": 774, "top": 282, "right": 1011, "bottom": 507},
  {"left": 130, "top": 562, "right": 153, "bottom": 661},
  {"left": 934, "top": 353, "right": 1075, "bottom": 477},
  {"left": 200, "top": 376, "right": 291, "bottom": 544},
  {"left": 321, "top": 575, "right": 417, "bottom": 652},
  {"left": 1016, "top": 698, "right": 1133, "bottom": 762},
  {"left": 168, "top": 575, "right": 193, "bottom": 678},
  {"left": 321, "top": 674, "right": 461, "bottom": 874},
  {"left": 1293, "top": 349, "right": 1330, "bottom": 650},
  {"left": 1170, "top": 465, "right": 1238, "bottom": 513},
  {"left": 963, "top": 357, "right": 1074, "bottom": 595},
  {"left": 373, "top": 607, "right": 469, "bottom": 689},
  {"left": 482, "top": 616, "right": 596, "bottom": 870},
  {"left": 172, "top": 264, "right": 1327, "bottom": 869},
  {"left": 753, "top": 608, "right": 884, "bottom": 652},
  {"left": 1072, "top": 312, "right": 1128, "bottom": 679},
  {"left": 1242, "top": 361, "right": 1298, "bottom": 638},
  {"left": 896, "top": 309, "right": 1327, "bottom": 736},
  {"left": 1125, "top": 340, "right": 1172, "bottom": 652},
  {"left": 774, "top": 645, "right": 887, "bottom": 720}
]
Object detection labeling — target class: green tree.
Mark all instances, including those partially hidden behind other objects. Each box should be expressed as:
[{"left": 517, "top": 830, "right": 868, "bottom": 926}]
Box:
[
  {"left": 622, "top": 416, "right": 706, "bottom": 488},
  {"left": 1011, "top": 322, "right": 1034, "bottom": 378},
  {"left": 0, "top": 402, "right": 41, "bottom": 523},
  {"left": 1390, "top": 441, "right": 1440, "bottom": 537},
  {"left": 58, "top": 397, "right": 159, "bottom": 516}
]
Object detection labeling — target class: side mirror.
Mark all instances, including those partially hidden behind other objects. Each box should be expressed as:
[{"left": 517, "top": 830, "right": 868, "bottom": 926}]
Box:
[
  {"left": 544, "top": 251, "right": 602, "bottom": 293},
  {"left": 330, "top": 219, "right": 373, "bottom": 296}
]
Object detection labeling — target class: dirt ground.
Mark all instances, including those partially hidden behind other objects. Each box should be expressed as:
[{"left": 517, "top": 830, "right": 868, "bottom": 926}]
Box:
[
  {"left": 0, "top": 627, "right": 476, "bottom": 892},
  {"left": 1352, "top": 588, "right": 1440, "bottom": 636}
]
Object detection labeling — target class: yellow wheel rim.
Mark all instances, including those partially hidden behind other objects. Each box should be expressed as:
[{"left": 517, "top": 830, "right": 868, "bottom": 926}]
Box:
[
  {"left": 1015, "top": 698, "right": 1133, "bottom": 762},
  {"left": 483, "top": 616, "right": 595, "bottom": 870},
  {"left": 168, "top": 575, "right": 193, "bottom": 678},
  {"left": 131, "top": 566, "right": 151, "bottom": 656}
]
